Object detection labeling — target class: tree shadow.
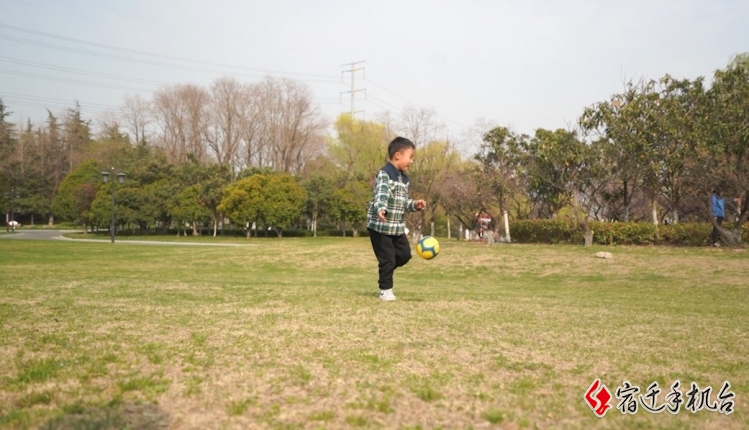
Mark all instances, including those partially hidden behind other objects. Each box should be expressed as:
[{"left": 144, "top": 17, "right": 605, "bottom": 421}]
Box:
[{"left": 40, "top": 401, "right": 169, "bottom": 430}]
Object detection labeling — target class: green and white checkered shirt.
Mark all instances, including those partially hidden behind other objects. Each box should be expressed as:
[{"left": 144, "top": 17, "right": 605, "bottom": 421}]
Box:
[{"left": 367, "top": 163, "right": 418, "bottom": 236}]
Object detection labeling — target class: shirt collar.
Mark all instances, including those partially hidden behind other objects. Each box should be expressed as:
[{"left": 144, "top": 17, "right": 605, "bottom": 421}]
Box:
[{"left": 382, "top": 162, "right": 409, "bottom": 184}]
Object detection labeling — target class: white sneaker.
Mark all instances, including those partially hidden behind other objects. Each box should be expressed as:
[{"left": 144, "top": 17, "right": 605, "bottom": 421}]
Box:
[{"left": 379, "top": 289, "right": 396, "bottom": 301}]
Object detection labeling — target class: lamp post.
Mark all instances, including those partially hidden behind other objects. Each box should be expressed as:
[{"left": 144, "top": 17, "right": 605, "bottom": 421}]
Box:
[
  {"left": 102, "top": 168, "right": 125, "bottom": 243},
  {"left": 4, "top": 189, "right": 20, "bottom": 233}
]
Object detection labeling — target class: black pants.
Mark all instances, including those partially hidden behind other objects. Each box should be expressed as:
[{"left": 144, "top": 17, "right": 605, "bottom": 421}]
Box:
[
  {"left": 368, "top": 229, "right": 412, "bottom": 290},
  {"left": 711, "top": 216, "right": 724, "bottom": 245}
]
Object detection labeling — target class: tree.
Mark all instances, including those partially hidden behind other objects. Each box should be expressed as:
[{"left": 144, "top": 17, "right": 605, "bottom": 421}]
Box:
[
  {"left": 397, "top": 106, "right": 444, "bottom": 148},
  {"left": 438, "top": 161, "right": 484, "bottom": 238},
  {"left": 701, "top": 57, "right": 749, "bottom": 243},
  {"left": 328, "top": 114, "right": 388, "bottom": 178},
  {"left": 219, "top": 175, "right": 267, "bottom": 238},
  {"left": 121, "top": 94, "right": 151, "bottom": 145},
  {"left": 143, "top": 178, "right": 178, "bottom": 234},
  {"left": 169, "top": 184, "right": 212, "bottom": 236},
  {"left": 0, "top": 99, "right": 17, "bottom": 229},
  {"left": 0, "top": 98, "right": 15, "bottom": 181},
  {"left": 523, "top": 128, "right": 610, "bottom": 246},
  {"left": 302, "top": 174, "right": 334, "bottom": 237},
  {"left": 171, "top": 160, "right": 232, "bottom": 236},
  {"left": 51, "top": 160, "right": 101, "bottom": 231},
  {"left": 206, "top": 77, "right": 244, "bottom": 165},
  {"left": 255, "top": 77, "right": 327, "bottom": 174},
  {"left": 151, "top": 84, "right": 210, "bottom": 164},
  {"left": 201, "top": 164, "right": 233, "bottom": 236},
  {"left": 580, "top": 80, "right": 653, "bottom": 222},
  {"left": 261, "top": 174, "right": 308, "bottom": 237},
  {"left": 90, "top": 182, "right": 122, "bottom": 233},
  {"left": 32, "top": 110, "right": 65, "bottom": 225},
  {"left": 651, "top": 76, "right": 706, "bottom": 224},
  {"left": 407, "top": 139, "right": 461, "bottom": 240},
  {"left": 474, "top": 127, "right": 527, "bottom": 225},
  {"left": 329, "top": 178, "right": 369, "bottom": 237},
  {"left": 63, "top": 102, "right": 92, "bottom": 173}
]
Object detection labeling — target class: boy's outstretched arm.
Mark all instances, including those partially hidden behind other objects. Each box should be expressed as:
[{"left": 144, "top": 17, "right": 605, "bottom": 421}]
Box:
[{"left": 406, "top": 198, "right": 427, "bottom": 211}]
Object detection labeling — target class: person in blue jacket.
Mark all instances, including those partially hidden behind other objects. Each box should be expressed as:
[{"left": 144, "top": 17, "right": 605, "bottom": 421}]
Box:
[{"left": 711, "top": 189, "right": 725, "bottom": 247}]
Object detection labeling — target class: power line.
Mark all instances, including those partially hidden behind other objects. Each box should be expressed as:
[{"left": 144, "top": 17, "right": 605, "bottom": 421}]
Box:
[
  {"left": 0, "top": 69, "right": 155, "bottom": 92},
  {"left": 4, "top": 100, "right": 111, "bottom": 113},
  {"left": 0, "top": 22, "right": 340, "bottom": 83},
  {"left": 366, "top": 63, "right": 472, "bottom": 129},
  {"left": 367, "top": 95, "right": 401, "bottom": 112},
  {"left": 0, "top": 56, "right": 171, "bottom": 86},
  {"left": 21, "top": 0, "right": 342, "bottom": 66},
  {"left": 0, "top": 90, "right": 119, "bottom": 110},
  {"left": 0, "top": 34, "right": 339, "bottom": 85}
]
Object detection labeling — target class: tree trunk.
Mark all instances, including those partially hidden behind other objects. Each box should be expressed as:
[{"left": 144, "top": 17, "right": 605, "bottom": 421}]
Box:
[
  {"left": 651, "top": 198, "right": 658, "bottom": 226},
  {"left": 48, "top": 214, "right": 54, "bottom": 226},
  {"left": 623, "top": 180, "right": 630, "bottom": 222},
  {"left": 276, "top": 228, "right": 283, "bottom": 237},
  {"left": 192, "top": 221, "right": 198, "bottom": 236},
  {"left": 313, "top": 207, "right": 318, "bottom": 238},
  {"left": 213, "top": 216, "right": 218, "bottom": 237},
  {"left": 584, "top": 228, "right": 594, "bottom": 247}
]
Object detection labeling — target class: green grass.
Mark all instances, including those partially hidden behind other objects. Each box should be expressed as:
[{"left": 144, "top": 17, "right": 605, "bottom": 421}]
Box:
[{"left": 0, "top": 237, "right": 747, "bottom": 429}]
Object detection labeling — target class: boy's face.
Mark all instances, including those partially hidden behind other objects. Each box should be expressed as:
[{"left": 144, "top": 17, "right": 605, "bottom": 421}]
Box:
[{"left": 392, "top": 148, "right": 415, "bottom": 172}]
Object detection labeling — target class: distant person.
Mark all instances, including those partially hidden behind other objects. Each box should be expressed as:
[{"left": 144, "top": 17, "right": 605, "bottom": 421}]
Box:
[
  {"left": 367, "top": 137, "right": 426, "bottom": 301},
  {"left": 711, "top": 189, "right": 725, "bottom": 247}
]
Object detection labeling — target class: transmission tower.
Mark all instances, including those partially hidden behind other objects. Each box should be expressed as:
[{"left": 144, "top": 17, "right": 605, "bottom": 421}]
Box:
[{"left": 341, "top": 61, "right": 366, "bottom": 118}]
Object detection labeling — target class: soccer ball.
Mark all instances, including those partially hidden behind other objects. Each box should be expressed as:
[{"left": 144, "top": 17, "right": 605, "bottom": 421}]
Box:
[{"left": 416, "top": 236, "right": 440, "bottom": 260}]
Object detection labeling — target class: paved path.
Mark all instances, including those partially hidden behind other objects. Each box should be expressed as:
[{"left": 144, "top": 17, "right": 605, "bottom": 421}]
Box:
[{"left": 0, "top": 229, "right": 256, "bottom": 247}]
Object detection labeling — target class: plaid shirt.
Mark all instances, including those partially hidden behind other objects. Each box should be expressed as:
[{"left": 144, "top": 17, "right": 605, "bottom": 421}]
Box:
[{"left": 367, "top": 163, "right": 418, "bottom": 236}]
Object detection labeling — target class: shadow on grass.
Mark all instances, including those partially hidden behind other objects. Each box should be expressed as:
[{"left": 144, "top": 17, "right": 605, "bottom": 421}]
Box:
[{"left": 40, "top": 401, "right": 169, "bottom": 430}]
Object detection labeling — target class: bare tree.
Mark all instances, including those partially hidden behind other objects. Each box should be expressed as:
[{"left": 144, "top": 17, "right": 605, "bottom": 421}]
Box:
[
  {"left": 121, "top": 94, "right": 151, "bottom": 145},
  {"left": 237, "top": 83, "right": 266, "bottom": 171},
  {"left": 206, "top": 77, "right": 243, "bottom": 165},
  {"left": 397, "top": 106, "right": 444, "bottom": 147},
  {"left": 151, "top": 84, "right": 209, "bottom": 164},
  {"left": 255, "top": 77, "right": 327, "bottom": 174}
]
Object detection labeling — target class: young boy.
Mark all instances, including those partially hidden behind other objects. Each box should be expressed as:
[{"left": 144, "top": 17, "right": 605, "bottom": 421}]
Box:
[{"left": 367, "top": 137, "right": 426, "bottom": 301}]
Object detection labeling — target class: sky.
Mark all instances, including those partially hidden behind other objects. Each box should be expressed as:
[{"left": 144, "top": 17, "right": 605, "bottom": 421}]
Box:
[{"left": 1, "top": 0, "right": 748, "bottom": 147}]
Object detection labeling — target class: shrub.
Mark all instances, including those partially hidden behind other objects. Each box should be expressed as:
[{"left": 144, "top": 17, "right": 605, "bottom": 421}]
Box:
[{"left": 509, "top": 220, "right": 749, "bottom": 246}]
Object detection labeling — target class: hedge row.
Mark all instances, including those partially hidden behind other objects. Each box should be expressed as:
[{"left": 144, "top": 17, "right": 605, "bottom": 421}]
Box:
[{"left": 509, "top": 220, "right": 749, "bottom": 246}]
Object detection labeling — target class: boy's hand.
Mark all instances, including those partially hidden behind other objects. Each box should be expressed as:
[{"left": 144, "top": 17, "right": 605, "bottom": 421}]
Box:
[
  {"left": 415, "top": 200, "right": 427, "bottom": 210},
  {"left": 378, "top": 209, "right": 387, "bottom": 222}
]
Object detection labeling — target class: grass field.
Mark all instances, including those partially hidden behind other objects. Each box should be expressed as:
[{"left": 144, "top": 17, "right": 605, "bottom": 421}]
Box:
[{"left": 0, "top": 237, "right": 747, "bottom": 429}]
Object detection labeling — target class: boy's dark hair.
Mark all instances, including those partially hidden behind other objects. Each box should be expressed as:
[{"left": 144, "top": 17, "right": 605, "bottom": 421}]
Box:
[{"left": 388, "top": 137, "right": 415, "bottom": 159}]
